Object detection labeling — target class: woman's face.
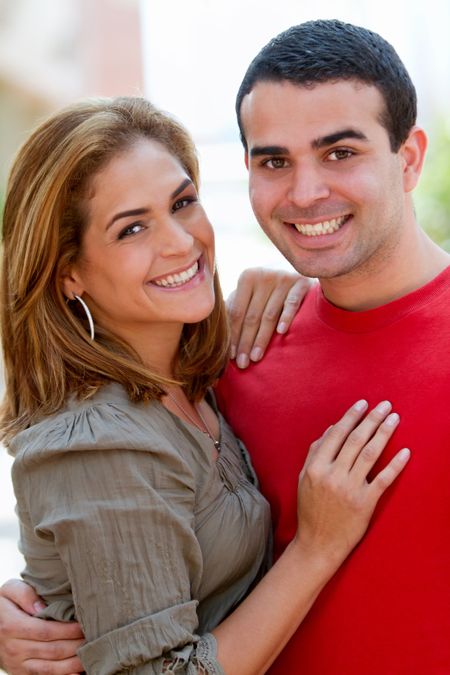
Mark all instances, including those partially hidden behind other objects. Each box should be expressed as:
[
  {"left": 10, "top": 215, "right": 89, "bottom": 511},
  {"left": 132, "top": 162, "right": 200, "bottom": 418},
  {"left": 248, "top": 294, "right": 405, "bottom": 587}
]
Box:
[{"left": 64, "top": 139, "right": 216, "bottom": 342}]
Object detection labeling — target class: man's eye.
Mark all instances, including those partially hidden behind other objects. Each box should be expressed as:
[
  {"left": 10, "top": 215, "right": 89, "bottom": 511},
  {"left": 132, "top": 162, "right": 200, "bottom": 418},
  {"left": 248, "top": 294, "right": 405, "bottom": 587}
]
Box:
[
  {"left": 118, "top": 223, "right": 144, "bottom": 240},
  {"left": 263, "top": 158, "right": 287, "bottom": 169},
  {"left": 328, "top": 149, "right": 354, "bottom": 161}
]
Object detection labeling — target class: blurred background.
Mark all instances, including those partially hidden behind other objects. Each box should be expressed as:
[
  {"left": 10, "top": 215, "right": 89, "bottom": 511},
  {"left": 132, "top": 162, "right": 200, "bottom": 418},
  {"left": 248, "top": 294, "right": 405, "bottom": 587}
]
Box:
[{"left": 0, "top": 0, "right": 449, "bottom": 584}]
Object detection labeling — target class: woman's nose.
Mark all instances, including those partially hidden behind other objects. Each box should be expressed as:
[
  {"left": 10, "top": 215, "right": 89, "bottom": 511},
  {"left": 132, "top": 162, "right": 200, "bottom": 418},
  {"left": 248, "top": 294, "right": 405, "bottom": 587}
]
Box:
[{"left": 156, "top": 217, "right": 194, "bottom": 257}]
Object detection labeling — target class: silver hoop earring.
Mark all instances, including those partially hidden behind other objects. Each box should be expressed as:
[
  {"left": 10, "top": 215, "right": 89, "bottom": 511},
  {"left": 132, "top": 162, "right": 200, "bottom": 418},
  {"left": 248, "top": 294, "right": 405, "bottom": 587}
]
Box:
[{"left": 74, "top": 295, "right": 95, "bottom": 340}]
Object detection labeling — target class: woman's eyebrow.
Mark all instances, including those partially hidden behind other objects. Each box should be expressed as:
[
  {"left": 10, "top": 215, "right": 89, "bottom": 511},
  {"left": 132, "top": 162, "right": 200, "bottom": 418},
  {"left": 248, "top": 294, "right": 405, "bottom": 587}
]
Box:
[
  {"left": 171, "top": 178, "right": 193, "bottom": 199},
  {"left": 106, "top": 179, "right": 194, "bottom": 230},
  {"left": 107, "top": 207, "right": 149, "bottom": 230}
]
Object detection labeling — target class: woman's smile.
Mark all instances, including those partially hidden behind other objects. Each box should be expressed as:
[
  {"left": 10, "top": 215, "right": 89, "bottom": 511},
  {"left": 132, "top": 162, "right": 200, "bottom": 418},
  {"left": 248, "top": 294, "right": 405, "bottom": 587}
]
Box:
[{"left": 149, "top": 257, "right": 202, "bottom": 289}]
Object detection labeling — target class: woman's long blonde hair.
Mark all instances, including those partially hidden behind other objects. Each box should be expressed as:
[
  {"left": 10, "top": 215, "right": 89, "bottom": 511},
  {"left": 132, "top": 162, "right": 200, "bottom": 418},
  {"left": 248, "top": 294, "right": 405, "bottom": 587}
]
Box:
[{"left": 0, "top": 97, "right": 230, "bottom": 443}]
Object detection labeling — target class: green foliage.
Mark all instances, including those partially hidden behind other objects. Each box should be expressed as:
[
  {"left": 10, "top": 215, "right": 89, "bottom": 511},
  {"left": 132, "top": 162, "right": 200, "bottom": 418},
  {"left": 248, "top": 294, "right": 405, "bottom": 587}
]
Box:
[{"left": 415, "top": 119, "right": 450, "bottom": 251}]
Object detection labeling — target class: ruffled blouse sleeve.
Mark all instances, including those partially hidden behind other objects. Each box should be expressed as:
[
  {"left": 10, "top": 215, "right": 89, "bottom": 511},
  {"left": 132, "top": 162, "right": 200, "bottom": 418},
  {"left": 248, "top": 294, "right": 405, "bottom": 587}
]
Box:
[{"left": 11, "top": 398, "right": 226, "bottom": 674}]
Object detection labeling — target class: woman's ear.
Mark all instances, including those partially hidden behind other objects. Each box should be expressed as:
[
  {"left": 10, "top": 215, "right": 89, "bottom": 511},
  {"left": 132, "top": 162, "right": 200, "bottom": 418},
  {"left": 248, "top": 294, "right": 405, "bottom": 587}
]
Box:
[
  {"left": 400, "top": 126, "right": 428, "bottom": 193},
  {"left": 60, "top": 265, "right": 85, "bottom": 301}
]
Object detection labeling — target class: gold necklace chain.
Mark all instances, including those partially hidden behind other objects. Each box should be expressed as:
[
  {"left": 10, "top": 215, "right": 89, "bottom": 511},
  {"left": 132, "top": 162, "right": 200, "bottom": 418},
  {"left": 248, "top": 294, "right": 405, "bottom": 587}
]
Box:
[{"left": 166, "top": 391, "right": 222, "bottom": 452}]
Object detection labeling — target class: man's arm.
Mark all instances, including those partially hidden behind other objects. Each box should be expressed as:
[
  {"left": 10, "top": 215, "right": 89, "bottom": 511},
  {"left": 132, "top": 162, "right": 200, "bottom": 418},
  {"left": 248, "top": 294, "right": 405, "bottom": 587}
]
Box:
[{"left": 0, "top": 579, "right": 84, "bottom": 675}]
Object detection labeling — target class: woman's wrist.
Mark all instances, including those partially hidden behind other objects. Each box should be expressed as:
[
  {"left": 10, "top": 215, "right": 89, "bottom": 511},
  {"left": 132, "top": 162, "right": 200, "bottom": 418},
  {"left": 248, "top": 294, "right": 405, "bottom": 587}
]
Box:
[{"left": 287, "top": 535, "right": 346, "bottom": 584}]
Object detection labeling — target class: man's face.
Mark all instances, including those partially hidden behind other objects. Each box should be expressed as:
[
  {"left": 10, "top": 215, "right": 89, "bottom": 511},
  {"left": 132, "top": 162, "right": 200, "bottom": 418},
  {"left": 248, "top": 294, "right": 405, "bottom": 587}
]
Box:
[{"left": 241, "top": 80, "right": 411, "bottom": 281}]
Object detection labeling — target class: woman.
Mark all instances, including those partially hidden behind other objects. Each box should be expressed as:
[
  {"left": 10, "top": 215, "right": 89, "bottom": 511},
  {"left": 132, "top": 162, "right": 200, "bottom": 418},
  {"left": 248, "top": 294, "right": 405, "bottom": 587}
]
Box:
[{"left": 0, "top": 97, "right": 409, "bottom": 674}]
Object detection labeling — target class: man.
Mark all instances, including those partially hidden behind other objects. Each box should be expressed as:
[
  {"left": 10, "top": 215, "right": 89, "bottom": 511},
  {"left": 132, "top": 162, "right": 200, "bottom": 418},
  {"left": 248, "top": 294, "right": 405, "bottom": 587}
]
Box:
[
  {"left": 1, "top": 19, "right": 449, "bottom": 675},
  {"left": 217, "top": 19, "right": 450, "bottom": 674}
]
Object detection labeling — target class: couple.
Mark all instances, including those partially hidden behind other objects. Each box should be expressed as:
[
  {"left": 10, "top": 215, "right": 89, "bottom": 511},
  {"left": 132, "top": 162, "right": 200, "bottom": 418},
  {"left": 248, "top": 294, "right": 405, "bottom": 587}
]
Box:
[{"left": 1, "top": 19, "right": 449, "bottom": 675}]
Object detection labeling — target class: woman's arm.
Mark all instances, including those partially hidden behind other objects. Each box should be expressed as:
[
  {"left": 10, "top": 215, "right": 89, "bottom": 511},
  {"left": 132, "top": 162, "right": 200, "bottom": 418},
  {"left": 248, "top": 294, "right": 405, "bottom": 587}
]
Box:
[
  {"left": 5, "top": 401, "right": 408, "bottom": 675},
  {"left": 212, "top": 400, "right": 409, "bottom": 674}
]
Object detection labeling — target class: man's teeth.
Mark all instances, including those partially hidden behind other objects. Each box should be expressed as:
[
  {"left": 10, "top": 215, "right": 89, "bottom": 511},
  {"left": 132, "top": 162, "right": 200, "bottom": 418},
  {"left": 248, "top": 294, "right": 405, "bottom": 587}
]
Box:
[
  {"left": 153, "top": 261, "right": 199, "bottom": 287},
  {"left": 293, "top": 216, "right": 347, "bottom": 236}
]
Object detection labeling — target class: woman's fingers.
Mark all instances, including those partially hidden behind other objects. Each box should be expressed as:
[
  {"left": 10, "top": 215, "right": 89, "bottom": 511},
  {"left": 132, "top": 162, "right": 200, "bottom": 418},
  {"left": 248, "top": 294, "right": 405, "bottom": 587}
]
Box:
[
  {"left": 226, "top": 277, "right": 254, "bottom": 361},
  {"left": 242, "top": 278, "right": 309, "bottom": 366},
  {"left": 348, "top": 411, "right": 401, "bottom": 481},
  {"left": 274, "top": 277, "right": 312, "bottom": 335},
  {"left": 306, "top": 399, "right": 369, "bottom": 465},
  {"left": 310, "top": 401, "right": 404, "bottom": 478},
  {"left": 369, "top": 447, "right": 411, "bottom": 497},
  {"left": 226, "top": 268, "right": 309, "bottom": 369},
  {"left": 335, "top": 401, "right": 396, "bottom": 471},
  {"left": 297, "top": 399, "right": 410, "bottom": 566},
  {"left": 232, "top": 279, "right": 281, "bottom": 368}
]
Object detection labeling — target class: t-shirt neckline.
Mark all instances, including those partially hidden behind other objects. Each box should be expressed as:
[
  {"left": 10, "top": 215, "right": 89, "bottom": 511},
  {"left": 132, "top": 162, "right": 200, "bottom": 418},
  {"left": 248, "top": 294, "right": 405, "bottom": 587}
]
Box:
[{"left": 315, "top": 264, "right": 450, "bottom": 333}]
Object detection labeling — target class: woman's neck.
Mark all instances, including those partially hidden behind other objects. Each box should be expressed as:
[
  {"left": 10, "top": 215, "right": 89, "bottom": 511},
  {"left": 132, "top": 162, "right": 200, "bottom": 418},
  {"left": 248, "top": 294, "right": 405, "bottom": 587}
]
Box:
[{"left": 109, "top": 321, "right": 183, "bottom": 377}]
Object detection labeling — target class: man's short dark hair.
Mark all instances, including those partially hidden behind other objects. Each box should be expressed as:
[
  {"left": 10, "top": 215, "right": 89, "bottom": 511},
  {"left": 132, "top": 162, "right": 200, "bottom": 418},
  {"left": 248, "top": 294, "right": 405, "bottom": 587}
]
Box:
[{"left": 236, "top": 19, "right": 417, "bottom": 152}]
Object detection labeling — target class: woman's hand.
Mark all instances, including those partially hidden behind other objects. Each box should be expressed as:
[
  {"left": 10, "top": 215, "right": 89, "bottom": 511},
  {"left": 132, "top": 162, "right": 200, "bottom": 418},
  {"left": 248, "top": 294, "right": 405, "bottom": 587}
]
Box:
[
  {"left": 295, "top": 400, "right": 410, "bottom": 570},
  {"left": 0, "top": 579, "right": 84, "bottom": 675},
  {"left": 226, "top": 268, "right": 312, "bottom": 369}
]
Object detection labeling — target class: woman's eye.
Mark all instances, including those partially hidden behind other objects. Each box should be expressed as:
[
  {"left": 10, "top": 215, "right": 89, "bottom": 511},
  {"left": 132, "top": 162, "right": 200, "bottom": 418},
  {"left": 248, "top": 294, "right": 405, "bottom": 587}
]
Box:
[
  {"left": 173, "top": 196, "right": 196, "bottom": 212},
  {"left": 118, "top": 222, "right": 144, "bottom": 240},
  {"left": 328, "top": 149, "right": 354, "bottom": 161}
]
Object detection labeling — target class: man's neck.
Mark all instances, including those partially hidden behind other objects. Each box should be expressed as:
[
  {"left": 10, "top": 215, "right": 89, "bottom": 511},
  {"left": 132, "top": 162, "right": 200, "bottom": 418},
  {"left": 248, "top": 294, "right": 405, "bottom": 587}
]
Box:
[{"left": 319, "top": 229, "right": 450, "bottom": 312}]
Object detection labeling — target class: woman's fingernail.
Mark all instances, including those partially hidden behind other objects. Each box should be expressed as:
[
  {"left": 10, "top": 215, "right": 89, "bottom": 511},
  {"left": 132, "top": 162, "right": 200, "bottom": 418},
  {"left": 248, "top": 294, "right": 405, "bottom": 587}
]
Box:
[
  {"left": 385, "top": 412, "right": 400, "bottom": 426},
  {"left": 277, "top": 321, "right": 288, "bottom": 334},
  {"left": 237, "top": 353, "right": 249, "bottom": 369},
  {"left": 250, "top": 347, "right": 263, "bottom": 362},
  {"left": 398, "top": 448, "right": 411, "bottom": 461},
  {"left": 230, "top": 345, "right": 236, "bottom": 359},
  {"left": 354, "top": 399, "right": 368, "bottom": 411},
  {"left": 376, "top": 400, "right": 391, "bottom": 414}
]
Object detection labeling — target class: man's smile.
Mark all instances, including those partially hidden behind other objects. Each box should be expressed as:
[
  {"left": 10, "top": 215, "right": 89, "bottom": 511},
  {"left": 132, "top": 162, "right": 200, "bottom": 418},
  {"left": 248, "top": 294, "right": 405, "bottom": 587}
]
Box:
[{"left": 288, "top": 215, "right": 349, "bottom": 237}]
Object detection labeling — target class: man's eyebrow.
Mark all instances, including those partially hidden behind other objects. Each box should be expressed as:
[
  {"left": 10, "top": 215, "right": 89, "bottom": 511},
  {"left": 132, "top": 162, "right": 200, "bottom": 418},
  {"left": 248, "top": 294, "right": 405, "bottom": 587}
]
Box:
[
  {"left": 312, "top": 129, "right": 368, "bottom": 149},
  {"left": 106, "top": 179, "right": 193, "bottom": 230},
  {"left": 249, "top": 145, "right": 289, "bottom": 158}
]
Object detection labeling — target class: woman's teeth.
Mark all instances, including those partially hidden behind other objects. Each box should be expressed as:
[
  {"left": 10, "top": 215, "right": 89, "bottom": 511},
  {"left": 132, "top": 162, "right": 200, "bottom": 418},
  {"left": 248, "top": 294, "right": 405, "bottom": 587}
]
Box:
[
  {"left": 293, "top": 215, "right": 347, "bottom": 236},
  {"left": 153, "top": 261, "right": 199, "bottom": 288}
]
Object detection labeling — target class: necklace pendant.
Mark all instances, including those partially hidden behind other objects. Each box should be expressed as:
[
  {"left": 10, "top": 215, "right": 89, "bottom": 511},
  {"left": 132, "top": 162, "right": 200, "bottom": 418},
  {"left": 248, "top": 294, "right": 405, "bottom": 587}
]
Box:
[{"left": 166, "top": 391, "right": 221, "bottom": 453}]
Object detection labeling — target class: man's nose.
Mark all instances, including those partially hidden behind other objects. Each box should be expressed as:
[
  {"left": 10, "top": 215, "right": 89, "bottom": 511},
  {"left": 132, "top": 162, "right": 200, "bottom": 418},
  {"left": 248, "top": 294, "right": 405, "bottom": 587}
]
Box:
[{"left": 287, "top": 165, "right": 330, "bottom": 207}]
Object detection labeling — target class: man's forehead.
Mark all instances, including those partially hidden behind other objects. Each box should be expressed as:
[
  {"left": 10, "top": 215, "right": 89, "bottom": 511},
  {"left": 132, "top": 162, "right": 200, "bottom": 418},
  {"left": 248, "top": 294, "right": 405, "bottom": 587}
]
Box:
[
  {"left": 240, "top": 79, "right": 385, "bottom": 147},
  {"left": 242, "top": 77, "right": 382, "bottom": 107}
]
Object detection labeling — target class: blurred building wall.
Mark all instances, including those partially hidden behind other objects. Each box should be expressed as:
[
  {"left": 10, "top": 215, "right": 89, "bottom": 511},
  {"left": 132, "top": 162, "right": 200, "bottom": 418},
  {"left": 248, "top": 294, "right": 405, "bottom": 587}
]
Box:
[{"left": 0, "top": 0, "right": 143, "bottom": 186}]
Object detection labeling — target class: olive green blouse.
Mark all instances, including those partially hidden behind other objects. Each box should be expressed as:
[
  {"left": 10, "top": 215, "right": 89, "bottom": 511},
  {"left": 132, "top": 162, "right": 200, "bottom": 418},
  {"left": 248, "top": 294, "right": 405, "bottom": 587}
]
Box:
[{"left": 10, "top": 384, "right": 271, "bottom": 674}]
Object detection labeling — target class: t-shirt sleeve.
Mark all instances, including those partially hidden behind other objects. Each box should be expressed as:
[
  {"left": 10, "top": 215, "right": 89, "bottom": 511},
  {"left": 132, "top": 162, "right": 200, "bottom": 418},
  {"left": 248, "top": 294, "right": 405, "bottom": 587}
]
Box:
[{"left": 12, "top": 407, "right": 225, "bottom": 675}]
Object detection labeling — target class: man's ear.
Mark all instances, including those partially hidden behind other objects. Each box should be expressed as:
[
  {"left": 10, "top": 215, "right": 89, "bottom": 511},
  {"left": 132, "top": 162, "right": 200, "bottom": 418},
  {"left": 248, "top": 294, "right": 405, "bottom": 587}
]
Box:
[
  {"left": 400, "top": 126, "right": 428, "bottom": 193},
  {"left": 244, "top": 151, "right": 249, "bottom": 170},
  {"left": 60, "top": 265, "right": 85, "bottom": 301}
]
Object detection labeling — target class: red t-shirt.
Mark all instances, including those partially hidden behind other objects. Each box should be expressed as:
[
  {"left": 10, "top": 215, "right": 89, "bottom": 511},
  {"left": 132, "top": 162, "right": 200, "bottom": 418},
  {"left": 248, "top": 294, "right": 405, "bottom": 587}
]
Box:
[{"left": 217, "top": 266, "right": 450, "bottom": 675}]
